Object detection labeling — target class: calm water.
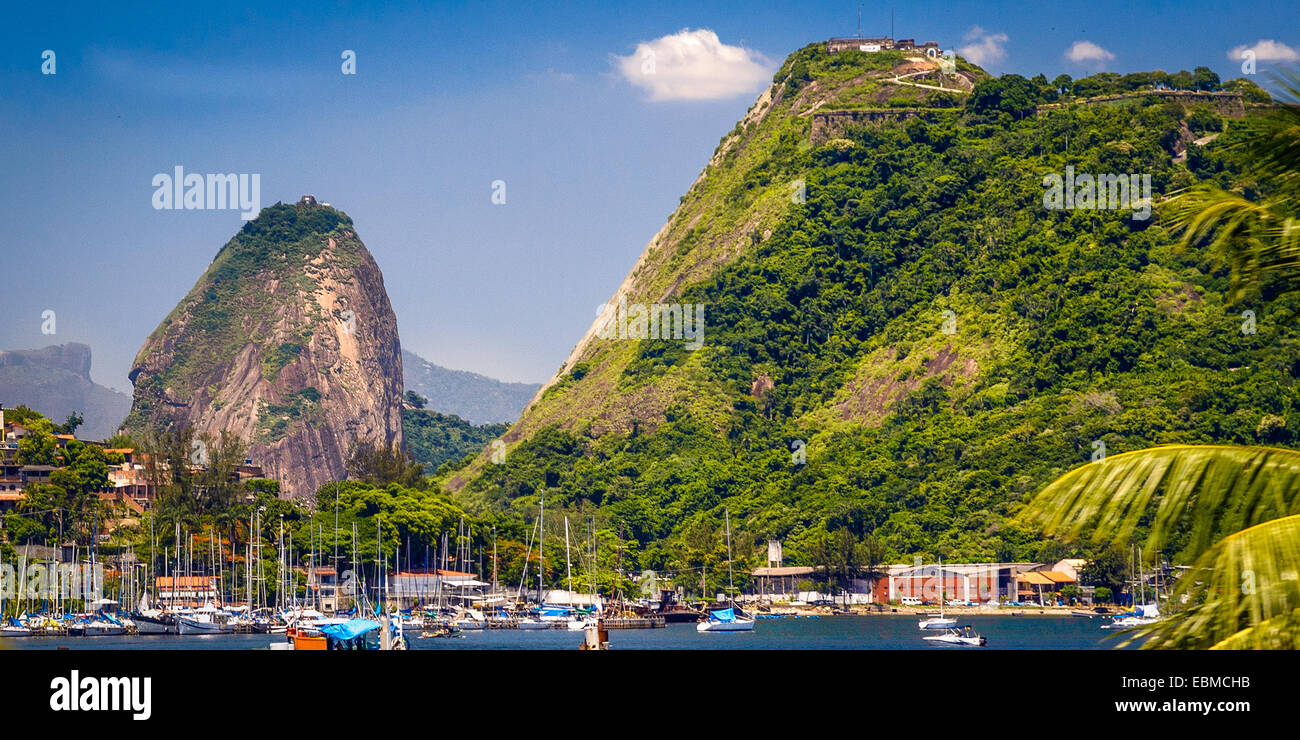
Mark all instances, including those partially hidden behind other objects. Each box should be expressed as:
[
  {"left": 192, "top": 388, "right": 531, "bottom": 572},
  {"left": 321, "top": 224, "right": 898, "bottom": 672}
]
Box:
[{"left": 5, "top": 615, "right": 1127, "bottom": 650}]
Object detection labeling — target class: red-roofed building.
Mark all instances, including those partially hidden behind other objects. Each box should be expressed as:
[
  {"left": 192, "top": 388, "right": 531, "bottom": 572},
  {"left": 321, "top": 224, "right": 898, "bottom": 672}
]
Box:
[{"left": 156, "top": 576, "right": 220, "bottom": 607}]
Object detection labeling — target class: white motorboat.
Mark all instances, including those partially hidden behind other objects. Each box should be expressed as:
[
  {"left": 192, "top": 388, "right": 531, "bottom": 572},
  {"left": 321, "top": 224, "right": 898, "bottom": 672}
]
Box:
[
  {"left": 177, "top": 603, "right": 234, "bottom": 634},
  {"left": 517, "top": 618, "right": 551, "bottom": 630},
  {"left": 0, "top": 624, "right": 34, "bottom": 637},
  {"left": 567, "top": 617, "right": 596, "bottom": 631},
  {"left": 923, "top": 625, "right": 986, "bottom": 646}
]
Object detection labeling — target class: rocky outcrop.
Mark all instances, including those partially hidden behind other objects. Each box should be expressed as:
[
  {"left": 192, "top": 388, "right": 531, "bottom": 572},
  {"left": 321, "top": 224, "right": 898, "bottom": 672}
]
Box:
[
  {"left": 0, "top": 343, "right": 131, "bottom": 439},
  {"left": 125, "top": 202, "right": 403, "bottom": 501}
]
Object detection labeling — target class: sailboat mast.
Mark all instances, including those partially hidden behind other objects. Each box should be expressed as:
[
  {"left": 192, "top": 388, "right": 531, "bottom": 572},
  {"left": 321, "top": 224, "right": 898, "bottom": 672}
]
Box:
[
  {"left": 725, "top": 508, "right": 735, "bottom": 605},
  {"left": 538, "top": 490, "right": 545, "bottom": 604},
  {"left": 564, "top": 516, "right": 573, "bottom": 601}
]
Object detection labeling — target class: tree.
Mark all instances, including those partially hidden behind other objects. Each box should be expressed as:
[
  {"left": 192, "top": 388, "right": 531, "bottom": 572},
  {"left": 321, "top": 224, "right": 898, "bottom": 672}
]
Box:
[
  {"left": 54, "top": 412, "right": 84, "bottom": 436},
  {"left": 1021, "top": 445, "right": 1300, "bottom": 648},
  {"left": 968, "top": 74, "right": 1041, "bottom": 120},
  {"left": 1079, "top": 545, "right": 1127, "bottom": 595},
  {"left": 346, "top": 440, "right": 425, "bottom": 489},
  {"left": 1164, "top": 72, "right": 1300, "bottom": 302},
  {"left": 1192, "top": 65, "right": 1221, "bottom": 91},
  {"left": 404, "top": 391, "right": 427, "bottom": 409},
  {"left": 16, "top": 416, "right": 61, "bottom": 466}
]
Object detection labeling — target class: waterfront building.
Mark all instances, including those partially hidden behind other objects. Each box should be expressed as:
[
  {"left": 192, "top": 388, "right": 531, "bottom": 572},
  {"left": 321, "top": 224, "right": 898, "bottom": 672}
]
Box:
[{"left": 156, "top": 576, "right": 221, "bottom": 608}]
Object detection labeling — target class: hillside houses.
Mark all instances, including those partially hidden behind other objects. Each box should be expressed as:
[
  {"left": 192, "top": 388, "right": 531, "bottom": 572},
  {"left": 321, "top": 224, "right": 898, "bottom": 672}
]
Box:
[{"left": 0, "top": 405, "right": 268, "bottom": 514}]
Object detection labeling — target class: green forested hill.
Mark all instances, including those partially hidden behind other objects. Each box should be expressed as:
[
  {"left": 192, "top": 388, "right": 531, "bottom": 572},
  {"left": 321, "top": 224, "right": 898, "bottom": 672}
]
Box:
[
  {"left": 442, "top": 42, "right": 1289, "bottom": 584},
  {"left": 402, "top": 391, "right": 508, "bottom": 471}
]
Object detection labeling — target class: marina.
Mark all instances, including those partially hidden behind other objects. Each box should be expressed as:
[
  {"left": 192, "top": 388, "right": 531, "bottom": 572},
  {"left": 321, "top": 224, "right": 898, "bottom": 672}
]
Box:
[{"left": 4, "top": 614, "right": 1127, "bottom": 650}]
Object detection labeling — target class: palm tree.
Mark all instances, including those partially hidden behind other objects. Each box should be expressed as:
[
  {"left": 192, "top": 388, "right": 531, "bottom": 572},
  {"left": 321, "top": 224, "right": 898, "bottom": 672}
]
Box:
[
  {"left": 1163, "top": 71, "right": 1300, "bottom": 302},
  {"left": 1022, "top": 74, "right": 1300, "bottom": 649},
  {"left": 1020, "top": 445, "right": 1300, "bottom": 648}
]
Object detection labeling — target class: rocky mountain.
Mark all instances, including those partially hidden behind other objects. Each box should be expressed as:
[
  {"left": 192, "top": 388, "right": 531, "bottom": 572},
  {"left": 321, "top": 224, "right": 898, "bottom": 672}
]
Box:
[
  {"left": 0, "top": 343, "right": 131, "bottom": 439},
  {"left": 124, "top": 201, "right": 404, "bottom": 501},
  {"left": 402, "top": 349, "right": 538, "bottom": 424},
  {"left": 444, "top": 43, "right": 1290, "bottom": 565}
]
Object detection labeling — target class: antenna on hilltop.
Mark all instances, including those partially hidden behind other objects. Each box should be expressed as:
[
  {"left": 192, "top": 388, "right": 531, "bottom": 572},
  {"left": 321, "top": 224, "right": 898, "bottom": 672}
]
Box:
[
  {"left": 891, "top": 8, "right": 895, "bottom": 40},
  {"left": 857, "top": 4, "right": 861, "bottom": 38}
]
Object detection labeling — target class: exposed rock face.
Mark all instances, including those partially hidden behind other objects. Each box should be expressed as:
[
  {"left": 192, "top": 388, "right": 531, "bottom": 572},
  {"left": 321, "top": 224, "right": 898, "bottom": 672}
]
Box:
[
  {"left": 124, "top": 202, "right": 403, "bottom": 501},
  {"left": 0, "top": 343, "right": 131, "bottom": 439}
]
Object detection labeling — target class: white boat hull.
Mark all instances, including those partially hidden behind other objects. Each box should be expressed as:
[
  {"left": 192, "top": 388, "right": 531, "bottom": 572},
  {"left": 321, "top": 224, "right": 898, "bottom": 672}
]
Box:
[
  {"left": 177, "top": 617, "right": 233, "bottom": 635},
  {"left": 1102, "top": 616, "right": 1157, "bottom": 630},
  {"left": 923, "top": 634, "right": 986, "bottom": 646},
  {"left": 697, "top": 618, "right": 756, "bottom": 632},
  {"left": 0, "top": 627, "right": 34, "bottom": 637},
  {"left": 454, "top": 620, "right": 485, "bottom": 630},
  {"left": 918, "top": 618, "right": 958, "bottom": 630}
]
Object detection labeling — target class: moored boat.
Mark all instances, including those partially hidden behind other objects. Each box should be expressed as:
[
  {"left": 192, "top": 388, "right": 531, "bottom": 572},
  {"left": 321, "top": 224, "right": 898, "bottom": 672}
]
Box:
[
  {"left": 696, "top": 607, "right": 756, "bottom": 632},
  {"left": 923, "top": 625, "right": 987, "bottom": 647},
  {"left": 177, "top": 603, "right": 234, "bottom": 634}
]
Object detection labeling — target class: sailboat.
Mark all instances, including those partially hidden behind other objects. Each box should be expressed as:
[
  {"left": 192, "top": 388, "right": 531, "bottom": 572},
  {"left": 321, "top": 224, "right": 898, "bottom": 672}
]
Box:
[
  {"left": 516, "top": 496, "right": 552, "bottom": 631},
  {"left": 697, "top": 508, "right": 755, "bottom": 633},
  {"left": 1103, "top": 546, "right": 1160, "bottom": 629},
  {"left": 918, "top": 556, "right": 958, "bottom": 630},
  {"left": 133, "top": 591, "right": 177, "bottom": 635},
  {"left": 0, "top": 569, "right": 34, "bottom": 637},
  {"left": 568, "top": 517, "right": 601, "bottom": 631}
]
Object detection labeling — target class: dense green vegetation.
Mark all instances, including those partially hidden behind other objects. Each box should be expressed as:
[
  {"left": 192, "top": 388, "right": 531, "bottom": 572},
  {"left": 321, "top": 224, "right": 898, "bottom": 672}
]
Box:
[
  {"left": 402, "top": 392, "right": 508, "bottom": 471},
  {"left": 453, "top": 45, "right": 1293, "bottom": 597}
]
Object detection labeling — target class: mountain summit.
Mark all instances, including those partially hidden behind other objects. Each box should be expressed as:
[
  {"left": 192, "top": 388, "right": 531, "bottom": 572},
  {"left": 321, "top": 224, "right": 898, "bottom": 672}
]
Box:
[
  {"left": 445, "top": 42, "right": 1290, "bottom": 563},
  {"left": 125, "top": 201, "right": 404, "bottom": 500}
]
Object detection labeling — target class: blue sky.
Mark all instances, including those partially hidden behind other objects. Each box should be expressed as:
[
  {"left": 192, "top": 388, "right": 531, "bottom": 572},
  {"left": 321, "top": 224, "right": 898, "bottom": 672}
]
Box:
[{"left": 1, "top": 0, "right": 1296, "bottom": 391}]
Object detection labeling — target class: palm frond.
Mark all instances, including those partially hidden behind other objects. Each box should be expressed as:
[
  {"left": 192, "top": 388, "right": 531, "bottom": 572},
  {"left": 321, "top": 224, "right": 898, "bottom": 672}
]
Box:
[
  {"left": 1019, "top": 445, "right": 1300, "bottom": 559},
  {"left": 1163, "top": 185, "right": 1300, "bottom": 300},
  {"left": 1210, "top": 608, "right": 1300, "bottom": 650},
  {"left": 1130, "top": 515, "right": 1300, "bottom": 649},
  {"left": 1160, "top": 69, "right": 1300, "bottom": 299},
  {"left": 1245, "top": 69, "right": 1300, "bottom": 181}
]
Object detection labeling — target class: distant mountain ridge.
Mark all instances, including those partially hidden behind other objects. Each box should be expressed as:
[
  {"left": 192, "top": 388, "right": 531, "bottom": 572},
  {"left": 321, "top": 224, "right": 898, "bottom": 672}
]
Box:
[
  {"left": 401, "top": 349, "right": 538, "bottom": 424},
  {"left": 0, "top": 343, "right": 131, "bottom": 440}
]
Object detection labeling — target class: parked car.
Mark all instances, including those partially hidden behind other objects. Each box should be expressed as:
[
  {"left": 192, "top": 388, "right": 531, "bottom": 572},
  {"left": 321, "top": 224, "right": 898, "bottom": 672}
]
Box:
[{"left": 900, "top": 597, "right": 923, "bottom": 606}]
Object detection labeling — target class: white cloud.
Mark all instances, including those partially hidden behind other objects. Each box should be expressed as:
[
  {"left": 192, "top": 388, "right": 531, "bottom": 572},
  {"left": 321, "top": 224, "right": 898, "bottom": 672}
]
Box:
[
  {"left": 1228, "top": 39, "right": 1300, "bottom": 62},
  {"left": 957, "top": 26, "right": 1009, "bottom": 67},
  {"left": 614, "top": 28, "right": 775, "bottom": 102},
  {"left": 1065, "top": 40, "right": 1116, "bottom": 64}
]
